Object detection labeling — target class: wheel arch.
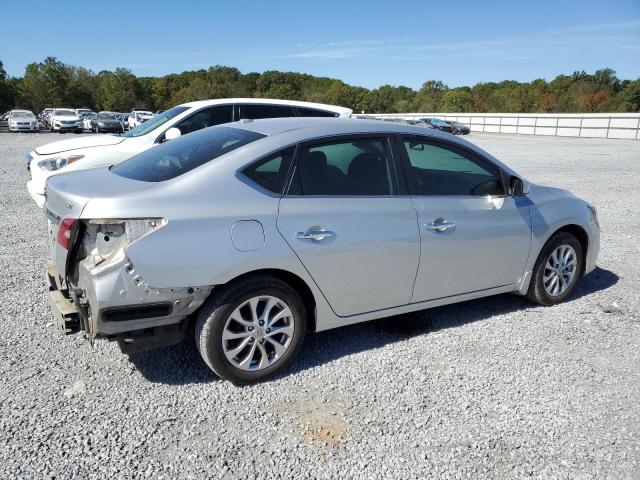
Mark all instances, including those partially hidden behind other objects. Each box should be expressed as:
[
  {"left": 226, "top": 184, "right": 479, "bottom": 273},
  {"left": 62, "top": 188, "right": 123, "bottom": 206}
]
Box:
[
  {"left": 554, "top": 223, "right": 589, "bottom": 274},
  {"left": 216, "top": 268, "right": 318, "bottom": 332}
]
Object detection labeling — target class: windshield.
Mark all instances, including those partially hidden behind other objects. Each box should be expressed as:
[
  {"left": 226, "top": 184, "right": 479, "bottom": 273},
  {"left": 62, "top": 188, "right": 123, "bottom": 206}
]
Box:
[
  {"left": 120, "top": 105, "right": 189, "bottom": 138},
  {"left": 112, "top": 126, "right": 266, "bottom": 182},
  {"left": 98, "top": 113, "right": 116, "bottom": 120},
  {"left": 55, "top": 109, "right": 75, "bottom": 116},
  {"left": 12, "top": 112, "right": 34, "bottom": 119}
]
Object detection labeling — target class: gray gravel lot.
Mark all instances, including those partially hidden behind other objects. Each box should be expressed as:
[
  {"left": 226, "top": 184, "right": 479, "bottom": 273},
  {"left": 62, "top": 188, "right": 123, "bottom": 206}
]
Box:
[{"left": 1, "top": 131, "right": 639, "bottom": 479}]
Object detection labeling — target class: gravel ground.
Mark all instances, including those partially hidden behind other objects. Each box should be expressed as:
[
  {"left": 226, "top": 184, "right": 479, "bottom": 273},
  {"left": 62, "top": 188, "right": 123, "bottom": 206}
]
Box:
[{"left": 0, "top": 131, "right": 639, "bottom": 479}]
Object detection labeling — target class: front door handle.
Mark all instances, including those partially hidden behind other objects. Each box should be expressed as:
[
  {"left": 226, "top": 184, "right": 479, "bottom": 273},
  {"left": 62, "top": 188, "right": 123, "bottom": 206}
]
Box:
[
  {"left": 295, "top": 229, "right": 336, "bottom": 241},
  {"left": 425, "top": 219, "right": 456, "bottom": 232}
]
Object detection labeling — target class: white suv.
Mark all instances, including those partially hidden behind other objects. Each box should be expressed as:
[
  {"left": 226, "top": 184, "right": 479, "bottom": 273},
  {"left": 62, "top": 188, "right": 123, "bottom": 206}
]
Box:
[
  {"left": 49, "top": 109, "right": 83, "bottom": 133},
  {"left": 127, "top": 110, "right": 154, "bottom": 130},
  {"left": 27, "top": 98, "right": 352, "bottom": 207}
]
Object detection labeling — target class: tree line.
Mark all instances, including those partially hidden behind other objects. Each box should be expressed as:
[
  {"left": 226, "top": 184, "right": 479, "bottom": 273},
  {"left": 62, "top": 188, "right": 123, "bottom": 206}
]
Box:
[{"left": 1, "top": 56, "right": 639, "bottom": 115}]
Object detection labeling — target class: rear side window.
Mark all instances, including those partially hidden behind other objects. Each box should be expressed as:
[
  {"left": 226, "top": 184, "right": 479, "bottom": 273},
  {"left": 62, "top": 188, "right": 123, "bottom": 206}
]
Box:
[
  {"left": 112, "top": 126, "right": 265, "bottom": 182},
  {"left": 289, "top": 138, "right": 396, "bottom": 196},
  {"left": 242, "top": 147, "right": 295, "bottom": 195},
  {"left": 296, "top": 107, "right": 338, "bottom": 118},
  {"left": 238, "top": 104, "right": 296, "bottom": 119},
  {"left": 402, "top": 139, "right": 504, "bottom": 196}
]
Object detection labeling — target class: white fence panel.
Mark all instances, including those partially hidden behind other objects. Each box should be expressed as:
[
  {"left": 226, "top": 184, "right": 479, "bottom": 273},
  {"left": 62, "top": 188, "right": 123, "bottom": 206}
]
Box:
[{"left": 355, "top": 112, "right": 640, "bottom": 140}]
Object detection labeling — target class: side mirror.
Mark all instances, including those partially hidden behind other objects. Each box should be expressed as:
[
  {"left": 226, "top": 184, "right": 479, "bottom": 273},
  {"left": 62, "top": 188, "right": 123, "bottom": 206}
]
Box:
[
  {"left": 509, "top": 176, "right": 529, "bottom": 196},
  {"left": 164, "top": 127, "right": 181, "bottom": 141}
]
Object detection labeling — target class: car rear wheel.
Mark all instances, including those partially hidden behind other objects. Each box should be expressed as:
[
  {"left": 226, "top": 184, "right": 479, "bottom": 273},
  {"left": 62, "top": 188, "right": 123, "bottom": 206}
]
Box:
[
  {"left": 195, "top": 275, "right": 306, "bottom": 385},
  {"left": 526, "top": 231, "right": 583, "bottom": 305}
]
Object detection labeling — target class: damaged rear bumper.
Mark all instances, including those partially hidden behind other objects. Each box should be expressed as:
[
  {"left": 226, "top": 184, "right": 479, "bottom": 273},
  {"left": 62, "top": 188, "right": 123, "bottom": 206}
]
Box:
[
  {"left": 47, "top": 260, "right": 213, "bottom": 353},
  {"left": 47, "top": 263, "right": 82, "bottom": 334}
]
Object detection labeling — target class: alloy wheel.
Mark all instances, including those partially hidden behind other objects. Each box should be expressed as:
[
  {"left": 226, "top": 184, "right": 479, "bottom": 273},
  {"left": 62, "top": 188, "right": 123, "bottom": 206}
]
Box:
[
  {"left": 543, "top": 244, "right": 577, "bottom": 296},
  {"left": 221, "top": 296, "right": 295, "bottom": 371}
]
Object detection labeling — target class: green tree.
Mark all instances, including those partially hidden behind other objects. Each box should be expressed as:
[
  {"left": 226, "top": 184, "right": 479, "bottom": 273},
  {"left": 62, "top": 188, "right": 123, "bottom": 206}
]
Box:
[
  {"left": 96, "top": 68, "right": 144, "bottom": 111},
  {"left": 616, "top": 80, "right": 640, "bottom": 111},
  {"left": 441, "top": 88, "right": 474, "bottom": 112},
  {"left": 414, "top": 80, "right": 447, "bottom": 112},
  {"left": 0, "top": 60, "right": 15, "bottom": 112}
]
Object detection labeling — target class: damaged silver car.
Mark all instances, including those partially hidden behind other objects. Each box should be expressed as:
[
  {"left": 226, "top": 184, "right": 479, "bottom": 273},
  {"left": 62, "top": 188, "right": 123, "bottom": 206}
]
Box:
[{"left": 45, "top": 118, "right": 600, "bottom": 384}]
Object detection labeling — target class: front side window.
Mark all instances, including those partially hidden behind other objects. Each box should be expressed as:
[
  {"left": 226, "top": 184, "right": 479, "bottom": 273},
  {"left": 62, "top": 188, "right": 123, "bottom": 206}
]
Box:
[
  {"left": 402, "top": 139, "right": 504, "bottom": 196},
  {"left": 174, "top": 105, "right": 233, "bottom": 136},
  {"left": 112, "top": 126, "right": 266, "bottom": 182},
  {"left": 289, "top": 138, "right": 396, "bottom": 196},
  {"left": 121, "top": 105, "right": 189, "bottom": 138},
  {"left": 242, "top": 147, "right": 295, "bottom": 194}
]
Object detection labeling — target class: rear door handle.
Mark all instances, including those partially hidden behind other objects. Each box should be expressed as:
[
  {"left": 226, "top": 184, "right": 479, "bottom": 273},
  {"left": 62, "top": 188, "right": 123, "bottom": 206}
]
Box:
[
  {"left": 425, "top": 219, "right": 456, "bottom": 232},
  {"left": 295, "top": 229, "right": 336, "bottom": 241}
]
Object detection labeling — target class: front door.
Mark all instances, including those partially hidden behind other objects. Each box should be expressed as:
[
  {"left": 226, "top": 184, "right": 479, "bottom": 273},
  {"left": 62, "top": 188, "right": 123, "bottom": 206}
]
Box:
[
  {"left": 277, "top": 136, "right": 420, "bottom": 317},
  {"left": 398, "top": 137, "right": 532, "bottom": 302}
]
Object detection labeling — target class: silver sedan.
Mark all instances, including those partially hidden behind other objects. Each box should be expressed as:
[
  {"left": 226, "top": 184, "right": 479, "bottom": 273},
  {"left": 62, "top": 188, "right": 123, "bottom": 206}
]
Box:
[{"left": 44, "top": 118, "right": 600, "bottom": 384}]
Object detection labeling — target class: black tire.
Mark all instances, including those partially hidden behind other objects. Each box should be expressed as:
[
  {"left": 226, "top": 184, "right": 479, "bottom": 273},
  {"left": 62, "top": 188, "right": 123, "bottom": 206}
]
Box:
[
  {"left": 526, "top": 231, "right": 583, "bottom": 306},
  {"left": 195, "top": 275, "right": 306, "bottom": 385}
]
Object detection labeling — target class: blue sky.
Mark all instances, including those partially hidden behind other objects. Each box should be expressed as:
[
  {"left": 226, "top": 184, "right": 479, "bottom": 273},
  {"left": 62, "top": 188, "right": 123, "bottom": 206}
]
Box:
[{"left": 1, "top": 0, "right": 639, "bottom": 89}]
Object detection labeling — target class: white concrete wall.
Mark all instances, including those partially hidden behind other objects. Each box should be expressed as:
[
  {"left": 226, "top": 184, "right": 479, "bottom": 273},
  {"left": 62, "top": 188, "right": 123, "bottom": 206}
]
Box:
[{"left": 355, "top": 113, "right": 640, "bottom": 140}]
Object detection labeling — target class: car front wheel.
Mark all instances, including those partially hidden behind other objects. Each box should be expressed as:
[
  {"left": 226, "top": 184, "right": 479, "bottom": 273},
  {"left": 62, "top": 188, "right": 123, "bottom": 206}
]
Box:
[
  {"left": 526, "top": 231, "right": 583, "bottom": 305},
  {"left": 195, "top": 275, "right": 306, "bottom": 385}
]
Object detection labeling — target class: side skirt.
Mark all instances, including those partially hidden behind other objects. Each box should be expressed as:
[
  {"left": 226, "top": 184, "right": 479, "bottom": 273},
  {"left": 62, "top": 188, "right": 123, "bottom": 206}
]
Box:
[{"left": 315, "top": 284, "right": 517, "bottom": 332}]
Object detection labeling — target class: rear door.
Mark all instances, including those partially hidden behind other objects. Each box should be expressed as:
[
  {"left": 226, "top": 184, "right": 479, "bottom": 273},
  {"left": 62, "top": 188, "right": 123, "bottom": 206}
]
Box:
[
  {"left": 398, "top": 136, "right": 532, "bottom": 302},
  {"left": 237, "top": 104, "right": 296, "bottom": 120},
  {"left": 277, "top": 135, "right": 420, "bottom": 317}
]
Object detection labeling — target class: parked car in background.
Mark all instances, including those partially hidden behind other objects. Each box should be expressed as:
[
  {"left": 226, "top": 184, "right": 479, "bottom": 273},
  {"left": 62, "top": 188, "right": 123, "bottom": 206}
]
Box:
[
  {"left": 8, "top": 109, "right": 39, "bottom": 132},
  {"left": 75, "top": 108, "right": 94, "bottom": 118},
  {"left": 81, "top": 112, "right": 96, "bottom": 131},
  {"left": 49, "top": 109, "right": 83, "bottom": 133},
  {"left": 1, "top": 111, "right": 10, "bottom": 121},
  {"left": 155, "top": 110, "right": 165, "bottom": 114},
  {"left": 90, "top": 111, "right": 124, "bottom": 133},
  {"left": 420, "top": 118, "right": 454, "bottom": 133},
  {"left": 40, "top": 108, "right": 54, "bottom": 128},
  {"left": 113, "top": 113, "right": 129, "bottom": 130},
  {"left": 446, "top": 120, "right": 470, "bottom": 135},
  {"left": 407, "top": 119, "right": 434, "bottom": 129},
  {"left": 27, "top": 98, "right": 352, "bottom": 207},
  {"left": 127, "top": 110, "right": 154, "bottom": 130},
  {"left": 43, "top": 117, "right": 600, "bottom": 384}
]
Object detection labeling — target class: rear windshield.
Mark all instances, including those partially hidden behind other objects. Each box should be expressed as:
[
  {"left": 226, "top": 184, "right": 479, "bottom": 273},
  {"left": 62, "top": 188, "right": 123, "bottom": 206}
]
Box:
[{"left": 112, "top": 126, "right": 266, "bottom": 182}]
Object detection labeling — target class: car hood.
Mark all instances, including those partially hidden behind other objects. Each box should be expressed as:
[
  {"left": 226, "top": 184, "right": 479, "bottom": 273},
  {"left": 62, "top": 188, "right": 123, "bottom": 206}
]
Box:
[{"left": 35, "top": 134, "right": 126, "bottom": 155}]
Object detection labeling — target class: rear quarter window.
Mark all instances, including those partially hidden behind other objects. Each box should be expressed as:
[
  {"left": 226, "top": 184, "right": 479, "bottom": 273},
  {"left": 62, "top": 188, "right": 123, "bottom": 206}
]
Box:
[{"left": 241, "top": 147, "right": 295, "bottom": 195}]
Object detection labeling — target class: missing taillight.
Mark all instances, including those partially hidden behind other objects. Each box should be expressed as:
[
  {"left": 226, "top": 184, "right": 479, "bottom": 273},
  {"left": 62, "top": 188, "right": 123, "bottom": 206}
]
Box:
[{"left": 57, "top": 218, "right": 78, "bottom": 250}]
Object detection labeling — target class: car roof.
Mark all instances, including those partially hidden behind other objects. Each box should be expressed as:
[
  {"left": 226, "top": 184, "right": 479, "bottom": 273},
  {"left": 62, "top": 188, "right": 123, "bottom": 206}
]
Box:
[
  {"left": 216, "top": 117, "right": 517, "bottom": 177},
  {"left": 178, "top": 98, "right": 352, "bottom": 116},
  {"left": 225, "top": 116, "right": 454, "bottom": 139}
]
